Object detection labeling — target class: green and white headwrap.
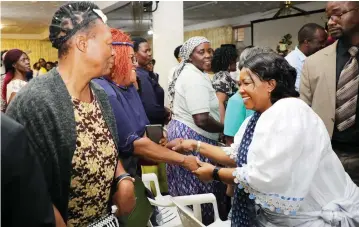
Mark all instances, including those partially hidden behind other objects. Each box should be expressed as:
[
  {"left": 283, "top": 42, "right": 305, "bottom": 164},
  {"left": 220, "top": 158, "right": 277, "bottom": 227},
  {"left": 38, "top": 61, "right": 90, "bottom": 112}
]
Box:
[{"left": 168, "top": 36, "right": 210, "bottom": 109}]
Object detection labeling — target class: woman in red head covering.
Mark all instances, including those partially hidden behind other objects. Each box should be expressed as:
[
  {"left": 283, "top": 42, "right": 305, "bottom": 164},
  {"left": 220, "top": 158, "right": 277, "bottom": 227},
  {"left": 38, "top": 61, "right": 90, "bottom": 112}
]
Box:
[
  {"left": 1, "top": 49, "right": 31, "bottom": 111},
  {"left": 93, "top": 29, "right": 199, "bottom": 226}
]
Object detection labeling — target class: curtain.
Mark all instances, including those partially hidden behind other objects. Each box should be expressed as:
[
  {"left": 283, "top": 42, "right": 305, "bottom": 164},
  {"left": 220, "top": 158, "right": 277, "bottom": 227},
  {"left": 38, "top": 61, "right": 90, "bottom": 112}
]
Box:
[
  {"left": 184, "top": 26, "right": 233, "bottom": 49},
  {"left": 1, "top": 39, "right": 58, "bottom": 66}
]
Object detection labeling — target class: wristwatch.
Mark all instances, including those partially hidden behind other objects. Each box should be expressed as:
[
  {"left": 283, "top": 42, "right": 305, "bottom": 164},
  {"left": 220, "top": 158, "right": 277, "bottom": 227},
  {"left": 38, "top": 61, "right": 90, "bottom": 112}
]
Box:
[{"left": 212, "top": 167, "right": 222, "bottom": 181}]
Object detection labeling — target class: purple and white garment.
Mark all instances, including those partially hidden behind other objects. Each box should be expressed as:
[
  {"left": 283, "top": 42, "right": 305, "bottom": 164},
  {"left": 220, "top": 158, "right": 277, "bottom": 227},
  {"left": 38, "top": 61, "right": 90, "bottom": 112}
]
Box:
[
  {"left": 166, "top": 119, "right": 228, "bottom": 225},
  {"left": 225, "top": 98, "right": 359, "bottom": 226}
]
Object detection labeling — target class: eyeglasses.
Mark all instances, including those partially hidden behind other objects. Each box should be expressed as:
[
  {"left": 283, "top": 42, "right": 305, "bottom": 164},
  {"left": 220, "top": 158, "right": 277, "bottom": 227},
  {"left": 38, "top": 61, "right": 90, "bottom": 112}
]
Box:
[{"left": 326, "top": 7, "right": 359, "bottom": 22}]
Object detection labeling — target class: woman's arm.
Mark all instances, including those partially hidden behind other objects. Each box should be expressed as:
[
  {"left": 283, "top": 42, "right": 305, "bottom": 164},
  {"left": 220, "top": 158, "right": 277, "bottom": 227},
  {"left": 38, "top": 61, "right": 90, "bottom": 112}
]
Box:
[
  {"left": 133, "top": 137, "right": 199, "bottom": 171},
  {"left": 218, "top": 168, "right": 236, "bottom": 184},
  {"left": 112, "top": 160, "right": 136, "bottom": 216},
  {"left": 169, "top": 139, "right": 236, "bottom": 167},
  {"left": 192, "top": 112, "right": 224, "bottom": 133},
  {"left": 7, "top": 92, "right": 17, "bottom": 104},
  {"left": 192, "top": 159, "right": 236, "bottom": 184},
  {"left": 183, "top": 84, "right": 224, "bottom": 133},
  {"left": 53, "top": 205, "right": 66, "bottom": 227},
  {"left": 216, "top": 92, "right": 228, "bottom": 124}
]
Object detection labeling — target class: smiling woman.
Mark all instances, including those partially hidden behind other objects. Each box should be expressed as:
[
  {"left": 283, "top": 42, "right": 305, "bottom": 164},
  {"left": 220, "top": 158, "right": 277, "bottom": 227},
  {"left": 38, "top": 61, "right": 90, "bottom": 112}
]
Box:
[
  {"left": 239, "top": 52, "right": 299, "bottom": 113},
  {"left": 168, "top": 52, "right": 359, "bottom": 226},
  {"left": 166, "top": 36, "right": 228, "bottom": 225}
]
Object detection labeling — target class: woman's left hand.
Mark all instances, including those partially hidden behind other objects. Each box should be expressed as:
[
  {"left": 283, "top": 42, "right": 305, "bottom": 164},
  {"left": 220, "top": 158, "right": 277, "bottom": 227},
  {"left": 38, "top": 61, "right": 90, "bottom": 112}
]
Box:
[
  {"left": 192, "top": 159, "right": 215, "bottom": 183},
  {"left": 113, "top": 178, "right": 136, "bottom": 216}
]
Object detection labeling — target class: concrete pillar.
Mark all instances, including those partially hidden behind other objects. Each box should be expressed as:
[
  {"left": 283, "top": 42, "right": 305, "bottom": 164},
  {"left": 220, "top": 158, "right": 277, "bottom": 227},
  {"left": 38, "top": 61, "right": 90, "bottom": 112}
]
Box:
[{"left": 152, "top": 1, "right": 183, "bottom": 107}]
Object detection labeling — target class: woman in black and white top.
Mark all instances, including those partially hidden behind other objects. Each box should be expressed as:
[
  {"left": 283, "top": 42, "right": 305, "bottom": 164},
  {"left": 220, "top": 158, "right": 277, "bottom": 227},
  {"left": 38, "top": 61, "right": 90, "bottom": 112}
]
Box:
[{"left": 211, "top": 45, "right": 238, "bottom": 123}]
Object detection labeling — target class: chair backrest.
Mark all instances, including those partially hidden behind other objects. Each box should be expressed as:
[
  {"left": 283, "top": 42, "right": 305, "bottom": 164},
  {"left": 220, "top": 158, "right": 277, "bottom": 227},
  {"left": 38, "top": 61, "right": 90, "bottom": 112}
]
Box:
[
  {"left": 171, "top": 198, "right": 205, "bottom": 227},
  {"left": 142, "top": 173, "right": 163, "bottom": 198}
]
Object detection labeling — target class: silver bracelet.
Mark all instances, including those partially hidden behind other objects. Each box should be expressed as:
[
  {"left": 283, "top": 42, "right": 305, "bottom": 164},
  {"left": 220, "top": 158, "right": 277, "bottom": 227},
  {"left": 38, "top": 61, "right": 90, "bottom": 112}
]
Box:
[
  {"left": 196, "top": 141, "right": 201, "bottom": 152},
  {"left": 116, "top": 176, "right": 134, "bottom": 189}
]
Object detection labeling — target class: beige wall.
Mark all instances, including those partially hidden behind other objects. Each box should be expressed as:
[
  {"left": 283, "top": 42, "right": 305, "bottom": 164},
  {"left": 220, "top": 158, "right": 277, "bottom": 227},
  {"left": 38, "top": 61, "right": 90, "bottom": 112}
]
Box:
[
  {"left": 184, "top": 26, "right": 233, "bottom": 49},
  {"left": 252, "top": 11, "right": 326, "bottom": 50},
  {"left": 1, "top": 39, "right": 58, "bottom": 64}
]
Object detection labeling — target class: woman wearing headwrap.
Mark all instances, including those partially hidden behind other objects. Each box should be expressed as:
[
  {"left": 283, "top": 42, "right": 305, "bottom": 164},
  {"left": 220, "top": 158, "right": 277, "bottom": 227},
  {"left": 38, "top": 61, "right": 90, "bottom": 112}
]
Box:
[
  {"left": 167, "top": 36, "right": 227, "bottom": 225},
  {"left": 93, "top": 28, "right": 199, "bottom": 225},
  {"left": 93, "top": 28, "right": 198, "bottom": 178},
  {"left": 1, "top": 49, "right": 31, "bottom": 112}
]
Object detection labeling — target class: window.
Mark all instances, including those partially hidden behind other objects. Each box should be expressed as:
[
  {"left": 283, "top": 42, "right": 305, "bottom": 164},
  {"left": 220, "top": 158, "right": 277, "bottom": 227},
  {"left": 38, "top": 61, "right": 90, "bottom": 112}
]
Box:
[{"left": 234, "top": 28, "right": 245, "bottom": 42}]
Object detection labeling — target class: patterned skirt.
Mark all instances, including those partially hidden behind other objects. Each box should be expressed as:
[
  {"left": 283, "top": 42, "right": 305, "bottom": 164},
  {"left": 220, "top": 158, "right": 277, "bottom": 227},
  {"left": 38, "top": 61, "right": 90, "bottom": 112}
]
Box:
[{"left": 166, "top": 120, "right": 229, "bottom": 225}]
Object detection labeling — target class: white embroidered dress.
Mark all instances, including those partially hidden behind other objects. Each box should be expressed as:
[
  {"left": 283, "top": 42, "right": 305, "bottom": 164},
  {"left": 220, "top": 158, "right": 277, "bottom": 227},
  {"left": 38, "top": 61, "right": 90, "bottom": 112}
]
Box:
[
  {"left": 6, "top": 79, "right": 27, "bottom": 103},
  {"left": 225, "top": 98, "right": 359, "bottom": 226}
]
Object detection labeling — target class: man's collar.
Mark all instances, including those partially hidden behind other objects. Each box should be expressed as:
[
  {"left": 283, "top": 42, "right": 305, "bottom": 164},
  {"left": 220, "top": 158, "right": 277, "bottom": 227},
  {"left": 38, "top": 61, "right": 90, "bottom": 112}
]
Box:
[
  {"left": 136, "top": 67, "right": 149, "bottom": 73},
  {"left": 295, "top": 46, "right": 307, "bottom": 61}
]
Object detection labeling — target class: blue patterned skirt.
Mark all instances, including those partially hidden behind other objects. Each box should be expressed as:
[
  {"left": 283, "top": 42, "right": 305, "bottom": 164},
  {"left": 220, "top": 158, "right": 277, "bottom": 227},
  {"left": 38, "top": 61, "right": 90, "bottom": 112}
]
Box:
[{"left": 166, "top": 120, "right": 229, "bottom": 225}]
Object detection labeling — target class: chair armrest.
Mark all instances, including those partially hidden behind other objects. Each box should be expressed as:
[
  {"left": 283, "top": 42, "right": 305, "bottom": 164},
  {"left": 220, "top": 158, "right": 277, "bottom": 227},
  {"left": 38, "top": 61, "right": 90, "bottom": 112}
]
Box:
[{"left": 147, "top": 197, "right": 175, "bottom": 207}]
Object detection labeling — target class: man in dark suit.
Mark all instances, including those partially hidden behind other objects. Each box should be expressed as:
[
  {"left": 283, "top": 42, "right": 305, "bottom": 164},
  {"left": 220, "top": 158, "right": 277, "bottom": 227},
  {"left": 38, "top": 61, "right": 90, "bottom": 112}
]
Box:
[
  {"left": 1, "top": 113, "right": 55, "bottom": 226},
  {"left": 300, "top": 1, "right": 359, "bottom": 185}
]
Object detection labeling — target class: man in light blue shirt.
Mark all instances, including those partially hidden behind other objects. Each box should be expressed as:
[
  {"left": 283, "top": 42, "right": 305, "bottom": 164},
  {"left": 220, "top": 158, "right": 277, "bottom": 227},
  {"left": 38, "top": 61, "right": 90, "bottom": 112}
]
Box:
[{"left": 285, "top": 23, "right": 327, "bottom": 91}]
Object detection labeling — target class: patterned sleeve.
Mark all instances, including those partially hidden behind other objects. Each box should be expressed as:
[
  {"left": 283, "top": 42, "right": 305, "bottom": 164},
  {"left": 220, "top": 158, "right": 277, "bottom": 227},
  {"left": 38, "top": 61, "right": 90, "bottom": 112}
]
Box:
[{"left": 212, "top": 72, "right": 232, "bottom": 96}]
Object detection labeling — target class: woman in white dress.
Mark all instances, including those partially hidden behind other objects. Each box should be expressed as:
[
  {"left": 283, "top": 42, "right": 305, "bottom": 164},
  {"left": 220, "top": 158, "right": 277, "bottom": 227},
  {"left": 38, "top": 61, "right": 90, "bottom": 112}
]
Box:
[
  {"left": 168, "top": 53, "right": 359, "bottom": 226},
  {"left": 1, "top": 49, "right": 31, "bottom": 110}
]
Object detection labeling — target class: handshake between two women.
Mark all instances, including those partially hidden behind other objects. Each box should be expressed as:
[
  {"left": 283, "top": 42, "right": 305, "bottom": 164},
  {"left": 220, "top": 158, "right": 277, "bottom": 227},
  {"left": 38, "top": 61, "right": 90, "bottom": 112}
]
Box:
[{"left": 166, "top": 139, "right": 221, "bottom": 183}]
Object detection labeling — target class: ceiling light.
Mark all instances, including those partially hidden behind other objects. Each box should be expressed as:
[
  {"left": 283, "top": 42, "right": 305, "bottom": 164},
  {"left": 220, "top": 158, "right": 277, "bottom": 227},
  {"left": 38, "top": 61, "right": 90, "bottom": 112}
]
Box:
[{"left": 147, "top": 30, "right": 153, "bottom": 35}]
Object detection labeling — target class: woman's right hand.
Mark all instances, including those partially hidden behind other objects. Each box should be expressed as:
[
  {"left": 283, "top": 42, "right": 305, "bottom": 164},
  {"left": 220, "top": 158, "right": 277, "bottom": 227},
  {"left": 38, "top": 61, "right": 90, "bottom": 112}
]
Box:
[{"left": 167, "top": 139, "right": 197, "bottom": 153}]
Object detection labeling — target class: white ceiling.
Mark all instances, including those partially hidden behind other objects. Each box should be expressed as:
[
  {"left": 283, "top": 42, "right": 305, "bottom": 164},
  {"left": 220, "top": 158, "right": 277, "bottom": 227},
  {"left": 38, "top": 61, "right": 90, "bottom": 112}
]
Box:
[
  {"left": 0, "top": 1, "right": 308, "bottom": 37},
  {"left": 1, "top": 1, "right": 64, "bottom": 34}
]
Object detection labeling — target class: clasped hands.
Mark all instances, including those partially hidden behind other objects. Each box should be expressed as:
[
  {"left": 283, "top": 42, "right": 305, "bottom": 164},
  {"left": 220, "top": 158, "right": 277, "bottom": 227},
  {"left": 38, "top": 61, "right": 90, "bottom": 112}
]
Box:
[{"left": 166, "top": 139, "right": 216, "bottom": 182}]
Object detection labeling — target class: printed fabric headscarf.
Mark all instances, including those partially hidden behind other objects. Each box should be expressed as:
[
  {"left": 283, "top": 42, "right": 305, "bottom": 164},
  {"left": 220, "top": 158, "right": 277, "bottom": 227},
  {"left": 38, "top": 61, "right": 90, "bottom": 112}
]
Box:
[{"left": 168, "top": 36, "right": 210, "bottom": 109}]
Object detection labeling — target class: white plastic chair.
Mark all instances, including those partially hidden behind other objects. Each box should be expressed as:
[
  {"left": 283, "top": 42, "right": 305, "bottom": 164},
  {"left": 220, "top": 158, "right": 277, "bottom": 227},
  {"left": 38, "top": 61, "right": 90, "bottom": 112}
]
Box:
[
  {"left": 142, "top": 173, "right": 230, "bottom": 227},
  {"left": 171, "top": 194, "right": 230, "bottom": 227},
  {"left": 142, "top": 173, "right": 183, "bottom": 227}
]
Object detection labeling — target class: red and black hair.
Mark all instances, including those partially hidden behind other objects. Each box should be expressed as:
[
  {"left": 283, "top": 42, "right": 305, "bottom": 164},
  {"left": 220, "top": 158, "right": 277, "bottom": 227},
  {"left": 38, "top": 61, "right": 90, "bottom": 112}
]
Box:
[
  {"left": 110, "top": 28, "right": 133, "bottom": 85},
  {"left": 1, "top": 49, "right": 26, "bottom": 102}
]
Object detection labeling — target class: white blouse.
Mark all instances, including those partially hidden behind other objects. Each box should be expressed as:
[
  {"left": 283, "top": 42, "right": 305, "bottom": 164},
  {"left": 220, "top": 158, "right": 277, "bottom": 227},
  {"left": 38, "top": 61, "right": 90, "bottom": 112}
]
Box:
[
  {"left": 225, "top": 98, "right": 359, "bottom": 226},
  {"left": 6, "top": 79, "right": 27, "bottom": 103},
  {"left": 172, "top": 63, "right": 220, "bottom": 140}
]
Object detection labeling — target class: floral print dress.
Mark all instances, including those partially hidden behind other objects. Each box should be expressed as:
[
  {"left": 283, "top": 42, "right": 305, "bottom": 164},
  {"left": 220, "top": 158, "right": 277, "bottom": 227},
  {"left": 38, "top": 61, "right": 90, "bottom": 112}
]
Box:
[{"left": 67, "top": 94, "right": 118, "bottom": 227}]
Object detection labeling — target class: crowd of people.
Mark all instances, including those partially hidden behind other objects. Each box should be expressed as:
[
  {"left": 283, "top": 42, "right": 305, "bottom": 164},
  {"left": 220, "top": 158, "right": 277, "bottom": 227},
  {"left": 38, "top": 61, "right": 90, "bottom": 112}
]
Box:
[
  {"left": 0, "top": 50, "right": 57, "bottom": 112},
  {"left": 1, "top": 1, "right": 359, "bottom": 227}
]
